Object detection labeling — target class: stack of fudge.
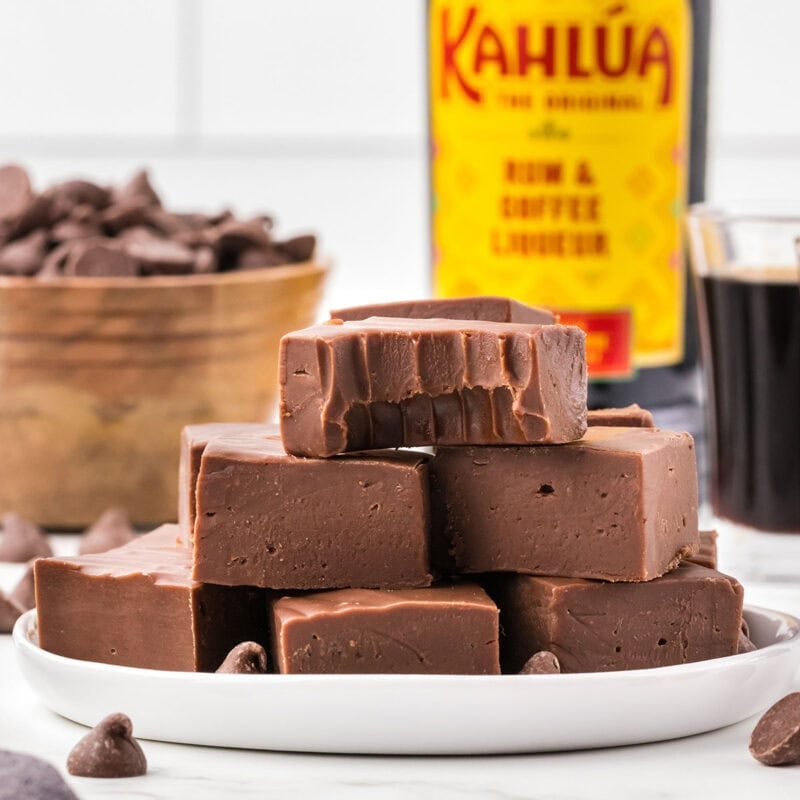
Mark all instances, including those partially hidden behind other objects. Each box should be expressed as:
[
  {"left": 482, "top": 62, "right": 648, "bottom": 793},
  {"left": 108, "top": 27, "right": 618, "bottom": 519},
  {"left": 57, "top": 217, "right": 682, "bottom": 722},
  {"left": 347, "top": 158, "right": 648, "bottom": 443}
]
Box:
[{"left": 34, "top": 296, "right": 746, "bottom": 675}]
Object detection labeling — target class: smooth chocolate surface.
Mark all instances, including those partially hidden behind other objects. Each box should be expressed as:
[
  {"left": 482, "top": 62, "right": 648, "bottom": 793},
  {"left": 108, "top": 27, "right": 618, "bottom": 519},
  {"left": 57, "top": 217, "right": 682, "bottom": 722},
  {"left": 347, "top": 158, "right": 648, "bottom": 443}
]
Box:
[
  {"left": 280, "top": 317, "right": 587, "bottom": 457},
  {"left": 492, "top": 562, "right": 743, "bottom": 673},
  {"left": 272, "top": 583, "right": 500, "bottom": 675},
  {"left": 67, "top": 713, "right": 147, "bottom": 778},
  {"left": 687, "top": 529, "right": 718, "bottom": 570},
  {"left": 35, "top": 525, "right": 268, "bottom": 672},
  {"left": 192, "top": 433, "right": 432, "bottom": 590},
  {"left": 178, "top": 422, "right": 277, "bottom": 536},
  {"left": 330, "top": 296, "right": 556, "bottom": 325},
  {"left": 750, "top": 693, "right": 800, "bottom": 766},
  {"left": 431, "top": 427, "right": 699, "bottom": 582},
  {"left": 587, "top": 404, "right": 655, "bottom": 428}
]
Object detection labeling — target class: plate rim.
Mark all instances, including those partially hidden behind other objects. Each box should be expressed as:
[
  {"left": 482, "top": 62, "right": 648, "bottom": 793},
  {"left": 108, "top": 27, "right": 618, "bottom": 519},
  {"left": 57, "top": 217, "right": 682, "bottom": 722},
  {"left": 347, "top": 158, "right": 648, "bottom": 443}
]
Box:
[{"left": 13, "top": 604, "right": 800, "bottom": 685}]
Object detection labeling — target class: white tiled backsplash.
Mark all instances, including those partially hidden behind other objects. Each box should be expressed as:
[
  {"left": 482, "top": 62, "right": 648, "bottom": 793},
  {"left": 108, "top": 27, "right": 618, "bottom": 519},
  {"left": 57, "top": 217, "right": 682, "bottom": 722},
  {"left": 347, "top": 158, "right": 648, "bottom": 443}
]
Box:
[{"left": 0, "top": 0, "right": 796, "bottom": 311}]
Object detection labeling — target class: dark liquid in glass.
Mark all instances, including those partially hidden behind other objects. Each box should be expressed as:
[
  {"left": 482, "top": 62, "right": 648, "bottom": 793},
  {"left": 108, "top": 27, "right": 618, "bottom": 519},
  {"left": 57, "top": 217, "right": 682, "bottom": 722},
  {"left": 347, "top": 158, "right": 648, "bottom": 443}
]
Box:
[{"left": 698, "top": 271, "right": 800, "bottom": 532}]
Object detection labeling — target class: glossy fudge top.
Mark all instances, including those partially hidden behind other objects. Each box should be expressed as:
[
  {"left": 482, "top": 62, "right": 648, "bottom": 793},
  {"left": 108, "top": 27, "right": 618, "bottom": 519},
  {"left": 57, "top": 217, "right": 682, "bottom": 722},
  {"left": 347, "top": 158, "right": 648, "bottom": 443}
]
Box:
[
  {"left": 330, "top": 296, "right": 556, "bottom": 325},
  {"left": 179, "top": 422, "right": 278, "bottom": 536},
  {"left": 45, "top": 525, "right": 190, "bottom": 586},
  {"left": 274, "top": 583, "right": 495, "bottom": 620},
  {"left": 280, "top": 317, "right": 587, "bottom": 457},
  {"left": 587, "top": 404, "right": 655, "bottom": 428}
]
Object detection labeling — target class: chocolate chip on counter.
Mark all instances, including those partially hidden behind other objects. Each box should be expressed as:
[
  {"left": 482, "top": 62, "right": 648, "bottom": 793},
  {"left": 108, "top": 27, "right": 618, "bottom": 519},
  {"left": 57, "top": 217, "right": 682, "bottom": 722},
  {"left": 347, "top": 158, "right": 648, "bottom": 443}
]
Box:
[
  {"left": 0, "top": 591, "right": 24, "bottom": 633},
  {"left": 519, "top": 650, "right": 561, "bottom": 675},
  {"left": 114, "top": 169, "right": 161, "bottom": 208},
  {"left": 78, "top": 508, "right": 136, "bottom": 555},
  {"left": 66, "top": 713, "right": 147, "bottom": 778},
  {"left": 216, "top": 641, "right": 268, "bottom": 674},
  {"left": 10, "top": 563, "right": 36, "bottom": 611},
  {"left": 750, "top": 693, "right": 800, "bottom": 766},
  {"left": 64, "top": 239, "right": 139, "bottom": 278},
  {"left": 276, "top": 234, "right": 316, "bottom": 263},
  {"left": 0, "top": 750, "right": 79, "bottom": 799},
  {"left": 124, "top": 237, "right": 195, "bottom": 275},
  {"left": 0, "top": 229, "right": 48, "bottom": 276},
  {"left": 0, "top": 512, "right": 52, "bottom": 562},
  {"left": 0, "top": 165, "right": 33, "bottom": 222}
]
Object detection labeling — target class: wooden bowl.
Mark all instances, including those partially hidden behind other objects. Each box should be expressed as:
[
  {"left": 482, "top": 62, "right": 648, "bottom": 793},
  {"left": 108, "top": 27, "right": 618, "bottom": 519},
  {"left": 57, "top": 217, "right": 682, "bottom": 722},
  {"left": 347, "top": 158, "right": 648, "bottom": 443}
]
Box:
[{"left": 0, "top": 262, "right": 327, "bottom": 528}]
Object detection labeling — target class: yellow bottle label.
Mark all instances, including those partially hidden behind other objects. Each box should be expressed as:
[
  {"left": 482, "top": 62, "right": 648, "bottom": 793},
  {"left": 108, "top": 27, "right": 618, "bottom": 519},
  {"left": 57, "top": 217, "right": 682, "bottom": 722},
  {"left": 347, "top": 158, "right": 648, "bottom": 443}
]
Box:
[{"left": 429, "top": 0, "right": 691, "bottom": 378}]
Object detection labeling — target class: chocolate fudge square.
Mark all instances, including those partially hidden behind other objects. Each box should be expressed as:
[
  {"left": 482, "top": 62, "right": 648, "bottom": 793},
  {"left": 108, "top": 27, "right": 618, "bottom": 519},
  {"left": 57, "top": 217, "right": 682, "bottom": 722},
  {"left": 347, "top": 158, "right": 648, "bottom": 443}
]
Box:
[
  {"left": 491, "top": 562, "right": 743, "bottom": 673},
  {"left": 35, "top": 525, "right": 268, "bottom": 672},
  {"left": 279, "top": 317, "right": 587, "bottom": 458},
  {"left": 431, "top": 426, "right": 699, "bottom": 582},
  {"left": 178, "top": 422, "right": 277, "bottom": 536},
  {"left": 192, "top": 432, "right": 433, "bottom": 590},
  {"left": 272, "top": 583, "right": 500, "bottom": 674}
]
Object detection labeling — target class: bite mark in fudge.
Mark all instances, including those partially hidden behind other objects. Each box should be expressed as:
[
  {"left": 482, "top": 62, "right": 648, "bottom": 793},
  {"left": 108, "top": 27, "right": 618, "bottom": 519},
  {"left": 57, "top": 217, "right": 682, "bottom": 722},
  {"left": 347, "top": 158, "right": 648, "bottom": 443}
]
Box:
[
  {"left": 271, "top": 583, "right": 500, "bottom": 674},
  {"left": 35, "top": 525, "right": 268, "bottom": 672},
  {"left": 431, "top": 426, "right": 699, "bottom": 582},
  {"left": 490, "top": 562, "right": 743, "bottom": 673},
  {"left": 587, "top": 404, "right": 655, "bottom": 427},
  {"left": 280, "top": 317, "right": 587, "bottom": 457},
  {"left": 192, "top": 432, "right": 433, "bottom": 590},
  {"left": 178, "top": 422, "right": 278, "bottom": 536},
  {"left": 330, "top": 296, "right": 556, "bottom": 325}
]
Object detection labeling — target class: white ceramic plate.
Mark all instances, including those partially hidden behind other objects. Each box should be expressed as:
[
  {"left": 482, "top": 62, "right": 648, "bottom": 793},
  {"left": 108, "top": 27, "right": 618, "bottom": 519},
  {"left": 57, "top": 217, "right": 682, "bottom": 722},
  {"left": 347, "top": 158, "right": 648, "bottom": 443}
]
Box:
[{"left": 13, "top": 606, "right": 800, "bottom": 755}]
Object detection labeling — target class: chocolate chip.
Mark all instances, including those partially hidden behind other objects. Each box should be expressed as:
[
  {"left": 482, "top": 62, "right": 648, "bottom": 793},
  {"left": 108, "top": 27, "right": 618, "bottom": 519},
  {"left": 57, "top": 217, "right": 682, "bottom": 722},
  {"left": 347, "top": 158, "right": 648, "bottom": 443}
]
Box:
[
  {"left": 0, "top": 591, "right": 24, "bottom": 633},
  {"left": 51, "top": 217, "right": 100, "bottom": 244},
  {"left": 750, "top": 693, "right": 800, "bottom": 766},
  {"left": 99, "top": 201, "right": 153, "bottom": 235},
  {"left": 213, "top": 217, "right": 272, "bottom": 252},
  {"left": 9, "top": 194, "right": 52, "bottom": 239},
  {"left": 64, "top": 239, "right": 139, "bottom": 278},
  {"left": 79, "top": 508, "right": 136, "bottom": 555},
  {"left": 10, "top": 563, "right": 36, "bottom": 611},
  {"left": 0, "top": 229, "right": 48, "bottom": 276},
  {"left": 0, "top": 750, "right": 78, "bottom": 799},
  {"left": 0, "top": 165, "right": 33, "bottom": 222},
  {"left": 66, "top": 712, "right": 147, "bottom": 778},
  {"left": 276, "top": 234, "right": 316, "bottom": 263},
  {"left": 237, "top": 246, "right": 288, "bottom": 270},
  {"left": 0, "top": 512, "right": 51, "bottom": 562},
  {"left": 46, "top": 179, "right": 111, "bottom": 220},
  {"left": 114, "top": 169, "right": 161, "bottom": 208},
  {"left": 124, "top": 237, "right": 195, "bottom": 275},
  {"left": 519, "top": 650, "right": 561, "bottom": 675},
  {"left": 741, "top": 617, "right": 750, "bottom": 640},
  {"left": 216, "top": 641, "right": 268, "bottom": 674},
  {"left": 37, "top": 241, "right": 72, "bottom": 280}
]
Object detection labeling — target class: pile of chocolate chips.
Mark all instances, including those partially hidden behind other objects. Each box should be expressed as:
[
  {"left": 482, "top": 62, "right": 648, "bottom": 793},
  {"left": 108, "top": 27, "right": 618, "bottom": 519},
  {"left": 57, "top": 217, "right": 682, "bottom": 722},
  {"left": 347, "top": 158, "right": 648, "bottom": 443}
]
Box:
[{"left": 0, "top": 164, "right": 316, "bottom": 278}]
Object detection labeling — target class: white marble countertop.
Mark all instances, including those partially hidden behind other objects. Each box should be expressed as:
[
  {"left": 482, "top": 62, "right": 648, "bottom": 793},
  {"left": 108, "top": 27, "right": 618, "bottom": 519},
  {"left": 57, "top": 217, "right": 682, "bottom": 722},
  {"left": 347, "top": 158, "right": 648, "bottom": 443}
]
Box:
[{"left": 2, "top": 541, "right": 800, "bottom": 799}]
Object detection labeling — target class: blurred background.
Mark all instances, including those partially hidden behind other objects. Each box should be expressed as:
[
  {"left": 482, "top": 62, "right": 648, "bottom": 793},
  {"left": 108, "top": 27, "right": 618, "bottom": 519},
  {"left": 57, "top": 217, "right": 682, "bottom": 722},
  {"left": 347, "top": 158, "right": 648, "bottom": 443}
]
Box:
[{"left": 0, "top": 0, "right": 794, "bottom": 313}]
